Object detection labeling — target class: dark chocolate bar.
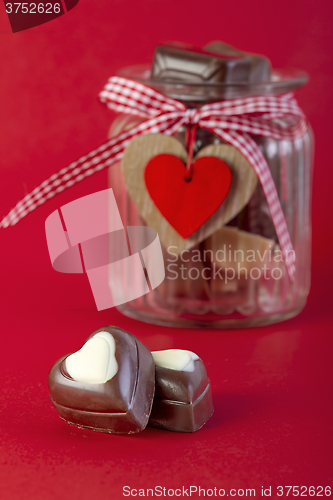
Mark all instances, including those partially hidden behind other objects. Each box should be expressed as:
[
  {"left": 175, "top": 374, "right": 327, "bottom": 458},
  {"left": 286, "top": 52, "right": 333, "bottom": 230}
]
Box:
[
  {"left": 205, "top": 41, "right": 271, "bottom": 83},
  {"left": 48, "top": 326, "right": 155, "bottom": 434},
  {"left": 151, "top": 44, "right": 251, "bottom": 83},
  {"left": 148, "top": 349, "right": 214, "bottom": 432}
]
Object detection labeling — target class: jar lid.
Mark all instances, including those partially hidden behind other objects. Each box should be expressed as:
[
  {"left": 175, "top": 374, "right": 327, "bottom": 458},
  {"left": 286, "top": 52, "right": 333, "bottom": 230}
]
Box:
[{"left": 118, "top": 64, "right": 308, "bottom": 102}]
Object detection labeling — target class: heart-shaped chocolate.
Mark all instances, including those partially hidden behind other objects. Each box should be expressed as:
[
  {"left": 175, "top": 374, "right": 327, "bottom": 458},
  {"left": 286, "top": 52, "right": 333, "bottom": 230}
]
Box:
[
  {"left": 149, "top": 349, "right": 214, "bottom": 432},
  {"left": 144, "top": 154, "right": 232, "bottom": 238},
  {"left": 121, "top": 134, "right": 257, "bottom": 253},
  {"left": 48, "top": 326, "right": 155, "bottom": 434}
]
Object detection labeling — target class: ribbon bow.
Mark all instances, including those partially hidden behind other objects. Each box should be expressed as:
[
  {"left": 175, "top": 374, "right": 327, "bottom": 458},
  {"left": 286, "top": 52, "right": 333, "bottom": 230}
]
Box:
[{"left": 1, "top": 76, "right": 308, "bottom": 281}]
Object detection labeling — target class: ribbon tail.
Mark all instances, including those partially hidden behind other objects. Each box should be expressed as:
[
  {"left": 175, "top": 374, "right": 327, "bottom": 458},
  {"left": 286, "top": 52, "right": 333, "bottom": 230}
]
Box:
[
  {"left": 0, "top": 142, "right": 122, "bottom": 228},
  {"left": 208, "top": 127, "right": 296, "bottom": 283},
  {"left": 0, "top": 113, "right": 185, "bottom": 228}
]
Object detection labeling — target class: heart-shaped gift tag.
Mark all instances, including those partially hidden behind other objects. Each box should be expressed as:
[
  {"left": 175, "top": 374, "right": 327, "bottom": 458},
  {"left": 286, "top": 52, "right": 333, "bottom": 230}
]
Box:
[
  {"left": 121, "top": 134, "right": 257, "bottom": 253},
  {"left": 145, "top": 154, "right": 232, "bottom": 238}
]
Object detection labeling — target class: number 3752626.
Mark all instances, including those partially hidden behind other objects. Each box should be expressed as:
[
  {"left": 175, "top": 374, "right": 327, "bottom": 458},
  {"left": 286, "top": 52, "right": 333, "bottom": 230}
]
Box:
[
  {"left": 5, "top": 3, "right": 61, "bottom": 14},
  {"left": 277, "top": 486, "right": 331, "bottom": 497}
]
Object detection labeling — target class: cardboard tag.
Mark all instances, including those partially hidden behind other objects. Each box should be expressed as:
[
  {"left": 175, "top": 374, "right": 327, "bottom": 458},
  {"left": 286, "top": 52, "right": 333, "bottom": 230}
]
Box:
[{"left": 121, "top": 134, "right": 257, "bottom": 253}]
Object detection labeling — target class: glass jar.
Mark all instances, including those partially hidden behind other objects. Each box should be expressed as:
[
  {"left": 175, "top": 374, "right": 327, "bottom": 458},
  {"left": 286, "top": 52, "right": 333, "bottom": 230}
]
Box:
[{"left": 108, "top": 65, "right": 313, "bottom": 328}]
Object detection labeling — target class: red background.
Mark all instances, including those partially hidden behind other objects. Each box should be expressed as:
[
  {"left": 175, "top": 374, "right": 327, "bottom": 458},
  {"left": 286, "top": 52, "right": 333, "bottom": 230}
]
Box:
[{"left": 0, "top": 1, "right": 332, "bottom": 498}]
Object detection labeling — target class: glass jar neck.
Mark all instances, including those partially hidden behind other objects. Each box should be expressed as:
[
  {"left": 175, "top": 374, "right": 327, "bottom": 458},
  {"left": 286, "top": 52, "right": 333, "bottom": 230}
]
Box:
[{"left": 117, "top": 64, "right": 308, "bottom": 103}]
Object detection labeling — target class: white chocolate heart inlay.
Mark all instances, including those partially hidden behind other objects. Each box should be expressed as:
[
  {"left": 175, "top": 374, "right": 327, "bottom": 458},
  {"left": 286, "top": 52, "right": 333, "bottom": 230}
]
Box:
[
  {"left": 65, "top": 331, "right": 118, "bottom": 384},
  {"left": 152, "top": 349, "right": 199, "bottom": 372}
]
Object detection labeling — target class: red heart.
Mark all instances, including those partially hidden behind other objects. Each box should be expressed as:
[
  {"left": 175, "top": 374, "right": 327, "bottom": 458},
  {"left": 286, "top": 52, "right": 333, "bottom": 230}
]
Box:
[{"left": 144, "top": 154, "right": 232, "bottom": 239}]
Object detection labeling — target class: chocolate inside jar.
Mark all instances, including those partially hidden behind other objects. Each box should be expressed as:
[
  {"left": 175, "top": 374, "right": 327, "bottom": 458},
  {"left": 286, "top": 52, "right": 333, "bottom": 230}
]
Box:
[
  {"left": 151, "top": 42, "right": 271, "bottom": 84},
  {"left": 150, "top": 43, "right": 276, "bottom": 312}
]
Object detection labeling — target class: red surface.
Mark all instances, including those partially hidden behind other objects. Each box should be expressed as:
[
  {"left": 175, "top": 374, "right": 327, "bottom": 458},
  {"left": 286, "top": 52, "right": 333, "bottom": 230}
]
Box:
[
  {"left": 145, "top": 154, "right": 232, "bottom": 238},
  {"left": 0, "top": 0, "right": 333, "bottom": 498}
]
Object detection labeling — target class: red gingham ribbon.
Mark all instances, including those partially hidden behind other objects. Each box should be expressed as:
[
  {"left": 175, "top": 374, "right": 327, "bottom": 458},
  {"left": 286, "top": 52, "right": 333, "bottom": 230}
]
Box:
[{"left": 1, "top": 76, "right": 308, "bottom": 281}]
